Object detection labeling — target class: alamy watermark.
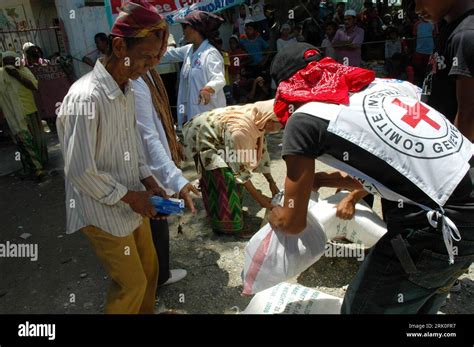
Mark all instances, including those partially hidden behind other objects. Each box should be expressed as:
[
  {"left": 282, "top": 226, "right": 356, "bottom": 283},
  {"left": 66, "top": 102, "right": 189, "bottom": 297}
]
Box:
[
  {"left": 18, "top": 321, "right": 55, "bottom": 340},
  {"left": 0, "top": 241, "right": 38, "bottom": 261},
  {"left": 217, "top": 147, "right": 257, "bottom": 166},
  {"left": 324, "top": 243, "right": 365, "bottom": 261},
  {"left": 55, "top": 101, "right": 96, "bottom": 119}
]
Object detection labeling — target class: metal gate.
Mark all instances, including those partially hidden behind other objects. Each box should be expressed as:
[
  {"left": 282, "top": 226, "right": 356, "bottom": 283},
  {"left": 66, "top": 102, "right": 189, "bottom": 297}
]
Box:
[{"left": 0, "top": 22, "right": 66, "bottom": 59}]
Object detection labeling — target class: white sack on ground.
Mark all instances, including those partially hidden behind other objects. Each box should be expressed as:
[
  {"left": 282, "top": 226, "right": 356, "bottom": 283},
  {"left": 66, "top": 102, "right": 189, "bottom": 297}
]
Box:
[{"left": 242, "top": 282, "right": 342, "bottom": 314}]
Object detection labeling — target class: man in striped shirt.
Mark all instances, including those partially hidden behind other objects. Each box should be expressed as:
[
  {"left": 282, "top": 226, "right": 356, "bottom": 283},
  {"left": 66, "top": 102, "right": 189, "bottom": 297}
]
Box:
[{"left": 56, "top": 0, "right": 170, "bottom": 314}]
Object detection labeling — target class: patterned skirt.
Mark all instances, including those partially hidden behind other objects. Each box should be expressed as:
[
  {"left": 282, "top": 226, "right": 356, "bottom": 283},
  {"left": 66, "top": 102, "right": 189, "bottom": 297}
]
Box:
[{"left": 200, "top": 166, "right": 244, "bottom": 235}]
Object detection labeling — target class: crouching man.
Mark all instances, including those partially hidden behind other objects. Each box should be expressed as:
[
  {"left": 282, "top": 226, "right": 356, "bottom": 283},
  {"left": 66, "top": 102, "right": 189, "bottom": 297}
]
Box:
[{"left": 268, "top": 42, "right": 474, "bottom": 314}]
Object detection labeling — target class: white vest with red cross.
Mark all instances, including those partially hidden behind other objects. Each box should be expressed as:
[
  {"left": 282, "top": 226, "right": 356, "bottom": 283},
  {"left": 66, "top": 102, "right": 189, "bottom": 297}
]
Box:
[{"left": 294, "top": 79, "right": 474, "bottom": 263}]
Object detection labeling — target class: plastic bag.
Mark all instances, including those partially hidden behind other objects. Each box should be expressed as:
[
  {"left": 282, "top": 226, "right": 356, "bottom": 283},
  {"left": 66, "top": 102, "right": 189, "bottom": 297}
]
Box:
[{"left": 242, "top": 195, "right": 327, "bottom": 295}]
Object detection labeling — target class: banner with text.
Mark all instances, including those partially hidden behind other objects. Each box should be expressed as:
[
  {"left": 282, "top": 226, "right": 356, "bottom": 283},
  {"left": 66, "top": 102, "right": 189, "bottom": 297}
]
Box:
[{"left": 105, "top": 0, "right": 244, "bottom": 27}]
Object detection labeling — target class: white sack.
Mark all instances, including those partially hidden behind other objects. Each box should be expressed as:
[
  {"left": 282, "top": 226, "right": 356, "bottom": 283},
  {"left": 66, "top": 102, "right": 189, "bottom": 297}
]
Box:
[
  {"left": 311, "top": 191, "right": 387, "bottom": 248},
  {"left": 242, "top": 282, "right": 342, "bottom": 314},
  {"left": 242, "top": 197, "right": 327, "bottom": 295}
]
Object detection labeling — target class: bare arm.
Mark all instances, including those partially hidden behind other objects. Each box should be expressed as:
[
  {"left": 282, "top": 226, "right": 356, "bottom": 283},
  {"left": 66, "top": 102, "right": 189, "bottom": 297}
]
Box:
[
  {"left": 263, "top": 172, "right": 280, "bottom": 196},
  {"left": 268, "top": 155, "right": 315, "bottom": 235},
  {"left": 335, "top": 189, "right": 369, "bottom": 220},
  {"left": 82, "top": 56, "right": 95, "bottom": 67},
  {"left": 5, "top": 67, "right": 37, "bottom": 91},
  {"left": 313, "top": 171, "right": 364, "bottom": 192},
  {"left": 243, "top": 179, "right": 273, "bottom": 209}
]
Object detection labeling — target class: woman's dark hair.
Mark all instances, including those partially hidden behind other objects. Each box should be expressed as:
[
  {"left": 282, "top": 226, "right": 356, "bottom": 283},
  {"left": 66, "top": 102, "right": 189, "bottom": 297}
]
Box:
[{"left": 207, "top": 30, "right": 223, "bottom": 48}]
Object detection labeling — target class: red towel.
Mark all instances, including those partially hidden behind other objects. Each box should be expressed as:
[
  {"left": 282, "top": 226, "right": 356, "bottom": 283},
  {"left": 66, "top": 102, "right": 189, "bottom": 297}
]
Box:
[{"left": 275, "top": 55, "right": 375, "bottom": 126}]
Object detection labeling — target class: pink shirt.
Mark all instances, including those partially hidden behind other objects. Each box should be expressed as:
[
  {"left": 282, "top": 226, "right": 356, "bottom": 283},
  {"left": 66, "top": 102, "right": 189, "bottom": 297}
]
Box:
[{"left": 333, "top": 26, "right": 364, "bottom": 67}]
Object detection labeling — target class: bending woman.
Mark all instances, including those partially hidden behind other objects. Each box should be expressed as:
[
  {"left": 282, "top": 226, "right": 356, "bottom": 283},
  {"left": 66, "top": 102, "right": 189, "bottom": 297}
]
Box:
[{"left": 183, "top": 99, "right": 281, "bottom": 237}]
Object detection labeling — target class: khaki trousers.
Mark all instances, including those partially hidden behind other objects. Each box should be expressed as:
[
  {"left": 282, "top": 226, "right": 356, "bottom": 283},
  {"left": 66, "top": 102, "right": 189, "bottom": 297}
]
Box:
[{"left": 82, "top": 218, "right": 158, "bottom": 314}]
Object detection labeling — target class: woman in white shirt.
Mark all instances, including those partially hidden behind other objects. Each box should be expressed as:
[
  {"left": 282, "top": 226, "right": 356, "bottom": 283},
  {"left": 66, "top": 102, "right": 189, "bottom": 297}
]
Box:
[{"left": 160, "top": 11, "right": 226, "bottom": 129}]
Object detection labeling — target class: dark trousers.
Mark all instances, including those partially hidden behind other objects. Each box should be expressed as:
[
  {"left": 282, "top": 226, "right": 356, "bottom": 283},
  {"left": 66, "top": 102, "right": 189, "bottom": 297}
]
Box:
[
  {"left": 160, "top": 72, "right": 178, "bottom": 123},
  {"left": 341, "top": 219, "right": 474, "bottom": 314},
  {"left": 150, "top": 219, "right": 171, "bottom": 286}
]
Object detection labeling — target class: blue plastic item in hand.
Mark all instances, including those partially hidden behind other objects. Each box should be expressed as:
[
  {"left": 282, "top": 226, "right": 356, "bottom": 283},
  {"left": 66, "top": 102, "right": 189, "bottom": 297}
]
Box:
[{"left": 150, "top": 196, "right": 185, "bottom": 215}]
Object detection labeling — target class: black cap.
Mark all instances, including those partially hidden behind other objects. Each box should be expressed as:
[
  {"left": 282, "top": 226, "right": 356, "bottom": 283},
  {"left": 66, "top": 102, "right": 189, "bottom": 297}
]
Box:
[{"left": 270, "top": 42, "right": 322, "bottom": 84}]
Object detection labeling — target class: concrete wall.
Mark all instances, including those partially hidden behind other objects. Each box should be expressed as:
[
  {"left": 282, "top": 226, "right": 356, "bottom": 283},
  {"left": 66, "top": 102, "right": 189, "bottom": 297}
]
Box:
[{"left": 54, "top": 0, "right": 109, "bottom": 77}]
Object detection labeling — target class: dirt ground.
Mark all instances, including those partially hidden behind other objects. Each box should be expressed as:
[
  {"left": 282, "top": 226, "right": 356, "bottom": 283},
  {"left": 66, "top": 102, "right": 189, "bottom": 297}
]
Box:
[{"left": 0, "top": 131, "right": 473, "bottom": 314}]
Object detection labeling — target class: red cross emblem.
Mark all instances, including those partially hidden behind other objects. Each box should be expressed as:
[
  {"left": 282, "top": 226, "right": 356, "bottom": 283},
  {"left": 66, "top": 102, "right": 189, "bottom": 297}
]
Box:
[{"left": 392, "top": 98, "right": 441, "bottom": 130}]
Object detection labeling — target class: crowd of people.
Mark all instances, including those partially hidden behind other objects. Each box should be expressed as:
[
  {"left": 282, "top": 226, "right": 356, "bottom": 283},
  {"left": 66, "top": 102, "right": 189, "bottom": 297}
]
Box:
[
  {"left": 0, "top": 0, "right": 473, "bottom": 316},
  {"left": 204, "top": 0, "right": 437, "bottom": 106}
]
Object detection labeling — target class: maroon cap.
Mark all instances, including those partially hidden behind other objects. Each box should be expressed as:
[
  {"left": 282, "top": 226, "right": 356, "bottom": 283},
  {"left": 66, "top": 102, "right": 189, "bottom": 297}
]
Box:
[{"left": 111, "top": 0, "right": 166, "bottom": 38}]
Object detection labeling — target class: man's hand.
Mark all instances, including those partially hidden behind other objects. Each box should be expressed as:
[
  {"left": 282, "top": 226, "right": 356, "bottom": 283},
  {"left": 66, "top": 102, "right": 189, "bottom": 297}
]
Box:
[
  {"left": 179, "top": 183, "right": 200, "bottom": 214},
  {"left": 140, "top": 176, "right": 169, "bottom": 219},
  {"left": 141, "top": 176, "right": 168, "bottom": 198},
  {"left": 121, "top": 190, "right": 157, "bottom": 219},
  {"left": 335, "top": 189, "right": 369, "bottom": 220},
  {"left": 257, "top": 194, "right": 273, "bottom": 209},
  {"left": 82, "top": 56, "right": 95, "bottom": 67},
  {"left": 335, "top": 195, "right": 357, "bottom": 220},
  {"left": 268, "top": 205, "right": 286, "bottom": 230}
]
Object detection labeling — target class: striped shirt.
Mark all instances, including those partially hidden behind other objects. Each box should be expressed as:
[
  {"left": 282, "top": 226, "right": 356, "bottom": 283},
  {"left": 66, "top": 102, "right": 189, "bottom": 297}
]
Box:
[{"left": 56, "top": 59, "right": 153, "bottom": 237}]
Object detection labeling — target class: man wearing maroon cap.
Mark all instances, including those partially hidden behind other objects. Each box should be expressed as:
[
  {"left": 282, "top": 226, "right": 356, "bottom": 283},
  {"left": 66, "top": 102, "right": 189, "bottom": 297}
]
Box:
[{"left": 57, "top": 0, "right": 169, "bottom": 314}]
